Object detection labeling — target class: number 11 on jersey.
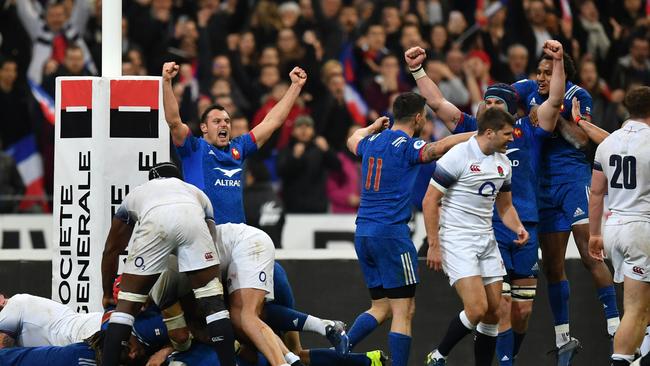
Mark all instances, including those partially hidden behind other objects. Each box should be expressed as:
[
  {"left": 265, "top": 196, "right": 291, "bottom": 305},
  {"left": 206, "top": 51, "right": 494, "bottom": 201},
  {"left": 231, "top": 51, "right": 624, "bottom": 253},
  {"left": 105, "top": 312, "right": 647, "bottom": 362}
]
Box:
[{"left": 365, "top": 157, "right": 383, "bottom": 191}]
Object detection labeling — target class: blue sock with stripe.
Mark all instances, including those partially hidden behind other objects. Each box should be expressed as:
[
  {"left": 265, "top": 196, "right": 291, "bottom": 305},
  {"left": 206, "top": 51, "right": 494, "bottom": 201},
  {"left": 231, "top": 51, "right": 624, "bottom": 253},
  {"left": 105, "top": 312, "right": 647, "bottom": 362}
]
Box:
[
  {"left": 598, "top": 285, "right": 620, "bottom": 335},
  {"left": 388, "top": 332, "right": 411, "bottom": 366},
  {"left": 262, "top": 303, "right": 307, "bottom": 332},
  {"left": 309, "top": 349, "right": 370, "bottom": 366},
  {"left": 347, "top": 312, "right": 379, "bottom": 350},
  {"left": 496, "top": 328, "right": 514, "bottom": 366}
]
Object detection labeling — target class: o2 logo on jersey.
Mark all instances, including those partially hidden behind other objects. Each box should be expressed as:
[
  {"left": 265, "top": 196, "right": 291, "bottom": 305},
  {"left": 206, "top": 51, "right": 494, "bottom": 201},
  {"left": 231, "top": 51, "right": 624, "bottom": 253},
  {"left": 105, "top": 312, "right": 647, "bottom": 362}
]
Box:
[
  {"left": 478, "top": 182, "right": 497, "bottom": 197},
  {"left": 231, "top": 147, "right": 241, "bottom": 160},
  {"left": 259, "top": 271, "right": 267, "bottom": 283},
  {"left": 413, "top": 140, "right": 426, "bottom": 150},
  {"left": 134, "top": 256, "right": 146, "bottom": 271}
]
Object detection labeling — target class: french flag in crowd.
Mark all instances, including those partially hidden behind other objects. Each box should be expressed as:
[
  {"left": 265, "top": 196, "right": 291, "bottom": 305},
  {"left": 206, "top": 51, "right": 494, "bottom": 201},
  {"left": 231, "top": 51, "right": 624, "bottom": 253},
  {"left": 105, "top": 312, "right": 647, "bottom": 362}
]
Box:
[
  {"left": 1, "top": 81, "right": 53, "bottom": 211},
  {"left": 344, "top": 84, "right": 369, "bottom": 126}
]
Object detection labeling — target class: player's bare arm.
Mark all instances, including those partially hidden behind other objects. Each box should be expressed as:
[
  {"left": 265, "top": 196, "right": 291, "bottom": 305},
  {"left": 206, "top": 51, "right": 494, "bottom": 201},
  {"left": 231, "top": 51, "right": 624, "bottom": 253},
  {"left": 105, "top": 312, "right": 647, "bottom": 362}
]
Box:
[
  {"left": 422, "top": 185, "right": 444, "bottom": 271},
  {"left": 588, "top": 169, "right": 608, "bottom": 261},
  {"left": 251, "top": 67, "right": 307, "bottom": 147},
  {"left": 572, "top": 97, "right": 610, "bottom": 145},
  {"left": 495, "top": 191, "right": 529, "bottom": 246},
  {"left": 100, "top": 218, "right": 134, "bottom": 308},
  {"left": 557, "top": 115, "right": 590, "bottom": 149},
  {"left": 536, "top": 40, "right": 565, "bottom": 132},
  {"left": 346, "top": 116, "right": 390, "bottom": 154},
  {"left": 420, "top": 132, "right": 475, "bottom": 163},
  {"left": 162, "top": 62, "right": 191, "bottom": 146},
  {"left": 404, "top": 47, "right": 462, "bottom": 132}
]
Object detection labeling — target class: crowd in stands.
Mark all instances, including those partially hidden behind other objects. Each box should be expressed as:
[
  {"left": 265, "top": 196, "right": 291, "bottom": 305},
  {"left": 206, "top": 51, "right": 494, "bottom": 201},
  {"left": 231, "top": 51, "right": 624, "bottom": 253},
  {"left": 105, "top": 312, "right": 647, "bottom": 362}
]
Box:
[{"left": 0, "top": 0, "right": 649, "bottom": 216}]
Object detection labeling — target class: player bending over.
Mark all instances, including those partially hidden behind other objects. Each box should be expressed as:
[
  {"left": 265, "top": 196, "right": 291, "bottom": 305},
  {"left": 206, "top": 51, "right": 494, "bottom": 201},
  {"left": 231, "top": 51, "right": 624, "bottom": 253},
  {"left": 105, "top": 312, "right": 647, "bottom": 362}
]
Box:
[{"left": 100, "top": 163, "right": 235, "bottom": 366}]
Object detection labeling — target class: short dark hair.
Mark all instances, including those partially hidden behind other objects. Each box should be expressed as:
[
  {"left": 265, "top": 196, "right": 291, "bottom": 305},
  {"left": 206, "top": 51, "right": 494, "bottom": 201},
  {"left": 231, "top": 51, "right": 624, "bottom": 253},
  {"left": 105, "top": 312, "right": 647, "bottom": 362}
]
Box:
[
  {"left": 478, "top": 107, "right": 515, "bottom": 134},
  {"left": 625, "top": 86, "right": 650, "bottom": 119},
  {"left": 538, "top": 52, "right": 576, "bottom": 82},
  {"left": 0, "top": 57, "right": 16, "bottom": 69},
  {"left": 393, "top": 92, "right": 426, "bottom": 123},
  {"left": 200, "top": 104, "right": 228, "bottom": 124}
]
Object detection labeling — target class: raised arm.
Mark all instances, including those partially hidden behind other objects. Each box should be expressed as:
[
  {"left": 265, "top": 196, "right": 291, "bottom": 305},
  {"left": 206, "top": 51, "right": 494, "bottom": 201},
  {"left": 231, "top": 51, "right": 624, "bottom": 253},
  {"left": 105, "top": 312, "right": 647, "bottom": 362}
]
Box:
[
  {"left": 419, "top": 132, "right": 475, "bottom": 163},
  {"left": 251, "top": 67, "right": 307, "bottom": 147},
  {"left": 404, "top": 47, "right": 462, "bottom": 132},
  {"left": 572, "top": 98, "right": 610, "bottom": 145},
  {"left": 557, "top": 116, "right": 590, "bottom": 149},
  {"left": 346, "top": 116, "right": 390, "bottom": 154},
  {"left": 536, "top": 40, "right": 565, "bottom": 132},
  {"left": 15, "top": 0, "right": 42, "bottom": 40},
  {"left": 495, "top": 191, "right": 529, "bottom": 246},
  {"left": 588, "top": 167, "right": 608, "bottom": 261},
  {"left": 162, "top": 62, "right": 191, "bottom": 146}
]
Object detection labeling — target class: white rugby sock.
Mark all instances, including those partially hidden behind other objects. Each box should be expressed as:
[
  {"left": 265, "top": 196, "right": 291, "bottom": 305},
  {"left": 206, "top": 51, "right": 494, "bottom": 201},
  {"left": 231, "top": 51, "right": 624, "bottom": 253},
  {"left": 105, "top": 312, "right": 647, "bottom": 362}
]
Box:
[
  {"left": 303, "top": 315, "right": 329, "bottom": 336},
  {"left": 555, "top": 324, "right": 570, "bottom": 348}
]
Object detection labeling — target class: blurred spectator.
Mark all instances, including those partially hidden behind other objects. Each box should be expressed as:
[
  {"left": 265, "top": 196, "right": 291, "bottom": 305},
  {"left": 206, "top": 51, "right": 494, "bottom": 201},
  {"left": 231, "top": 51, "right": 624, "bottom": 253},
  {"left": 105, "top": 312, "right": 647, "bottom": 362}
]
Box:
[
  {"left": 277, "top": 116, "right": 341, "bottom": 213},
  {"left": 418, "top": 0, "right": 450, "bottom": 27},
  {"left": 244, "top": 158, "right": 285, "bottom": 248},
  {"left": 611, "top": 34, "right": 650, "bottom": 93},
  {"left": 17, "top": 0, "right": 95, "bottom": 84},
  {"left": 250, "top": 1, "right": 282, "bottom": 48},
  {"left": 399, "top": 23, "right": 429, "bottom": 63},
  {"left": 276, "top": 27, "right": 319, "bottom": 87},
  {"left": 313, "top": 74, "right": 355, "bottom": 151},
  {"left": 574, "top": 0, "right": 611, "bottom": 63},
  {"left": 326, "top": 125, "right": 361, "bottom": 214},
  {"left": 231, "top": 113, "right": 251, "bottom": 140},
  {"left": 382, "top": 4, "right": 403, "bottom": 54},
  {"left": 428, "top": 23, "right": 450, "bottom": 61},
  {"left": 0, "top": 139, "right": 25, "bottom": 214},
  {"left": 203, "top": 54, "right": 252, "bottom": 116},
  {"left": 501, "top": 44, "right": 529, "bottom": 83},
  {"left": 42, "top": 45, "right": 92, "bottom": 98},
  {"left": 446, "top": 10, "right": 468, "bottom": 41},
  {"left": 465, "top": 50, "right": 493, "bottom": 105},
  {"left": 420, "top": 59, "right": 469, "bottom": 107},
  {"left": 578, "top": 59, "right": 625, "bottom": 132},
  {"left": 353, "top": 23, "right": 389, "bottom": 90},
  {"left": 364, "top": 54, "right": 410, "bottom": 118},
  {"left": 445, "top": 48, "right": 466, "bottom": 77}
]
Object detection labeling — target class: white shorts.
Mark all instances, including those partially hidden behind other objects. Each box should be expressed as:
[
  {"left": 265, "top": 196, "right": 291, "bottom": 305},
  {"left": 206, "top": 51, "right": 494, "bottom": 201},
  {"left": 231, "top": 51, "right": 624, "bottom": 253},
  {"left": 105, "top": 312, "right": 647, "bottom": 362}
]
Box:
[
  {"left": 218, "top": 224, "right": 275, "bottom": 301},
  {"left": 123, "top": 204, "right": 219, "bottom": 276},
  {"left": 439, "top": 229, "right": 506, "bottom": 286},
  {"left": 604, "top": 221, "right": 650, "bottom": 283}
]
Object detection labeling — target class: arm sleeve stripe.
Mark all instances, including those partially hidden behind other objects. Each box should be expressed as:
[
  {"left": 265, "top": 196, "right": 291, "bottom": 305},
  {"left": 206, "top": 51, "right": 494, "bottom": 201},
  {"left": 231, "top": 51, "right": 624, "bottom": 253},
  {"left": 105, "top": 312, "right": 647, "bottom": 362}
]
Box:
[
  {"left": 431, "top": 165, "right": 457, "bottom": 189},
  {"left": 501, "top": 183, "right": 512, "bottom": 192},
  {"left": 593, "top": 161, "right": 603, "bottom": 171},
  {"left": 429, "top": 178, "right": 448, "bottom": 194}
]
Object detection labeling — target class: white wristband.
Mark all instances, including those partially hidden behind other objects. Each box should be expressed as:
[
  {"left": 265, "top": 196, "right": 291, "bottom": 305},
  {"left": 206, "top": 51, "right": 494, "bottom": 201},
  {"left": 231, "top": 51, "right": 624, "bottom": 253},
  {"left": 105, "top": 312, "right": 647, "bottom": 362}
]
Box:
[{"left": 411, "top": 67, "right": 426, "bottom": 80}]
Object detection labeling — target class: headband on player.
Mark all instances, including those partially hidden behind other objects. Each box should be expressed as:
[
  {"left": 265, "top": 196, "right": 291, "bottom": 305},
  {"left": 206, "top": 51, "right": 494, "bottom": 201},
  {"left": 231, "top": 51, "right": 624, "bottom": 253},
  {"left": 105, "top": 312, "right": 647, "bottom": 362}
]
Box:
[
  {"left": 148, "top": 162, "right": 182, "bottom": 180},
  {"left": 484, "top": 83, "right": 518, "bottom": 115}
]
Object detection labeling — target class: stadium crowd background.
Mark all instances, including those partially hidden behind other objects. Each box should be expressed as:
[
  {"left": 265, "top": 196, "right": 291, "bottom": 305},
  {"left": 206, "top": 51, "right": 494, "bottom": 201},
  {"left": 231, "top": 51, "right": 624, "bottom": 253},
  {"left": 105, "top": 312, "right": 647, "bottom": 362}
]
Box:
[{"left": 0, "top": 0, "right": 649, "bottom": 228}]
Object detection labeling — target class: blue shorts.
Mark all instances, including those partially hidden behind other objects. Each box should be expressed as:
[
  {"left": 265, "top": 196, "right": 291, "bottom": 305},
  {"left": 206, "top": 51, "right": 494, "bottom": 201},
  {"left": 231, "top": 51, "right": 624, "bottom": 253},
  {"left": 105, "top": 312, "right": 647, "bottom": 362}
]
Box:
[
  {"left": 494, "top": 222, "right": 539, "bottom": 279},
  {"left": 169, "top": 343, "right": 219, "bottom": 366},
  {"left": 354, "top": 235, "right": 419, "bottom": 289},
  {"left": 270, "top": 262, "right": 295, "bottom": 309},
  {"left": 538, "top": 180, "right": 590, "bottom": 234}
]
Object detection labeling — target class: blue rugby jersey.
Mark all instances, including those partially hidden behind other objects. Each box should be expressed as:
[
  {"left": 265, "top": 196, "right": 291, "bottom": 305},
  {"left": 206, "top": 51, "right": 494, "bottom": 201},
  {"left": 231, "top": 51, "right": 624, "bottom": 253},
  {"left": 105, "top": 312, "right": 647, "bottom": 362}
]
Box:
[
  {"left": 176, "top": 133, "right": 258, "bottom": 224},
  {"left": 0, "top": 343, "right": 96, "bottom": 366},
  {"left": 453, "top": 113, "right": 550, "bottom": 223},
  {"left": 513, "top": 79, "right": 592, "bottom": 185},
  {"left": 355, "top": 129, "right": 428, "bottom": 237}
]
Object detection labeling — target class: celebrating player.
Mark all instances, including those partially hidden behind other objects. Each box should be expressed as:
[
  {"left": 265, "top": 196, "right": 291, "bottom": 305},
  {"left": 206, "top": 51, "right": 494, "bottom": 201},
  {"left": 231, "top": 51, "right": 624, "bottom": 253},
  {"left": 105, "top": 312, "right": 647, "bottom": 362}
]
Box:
[
  {"left": 588, "top": 86, "right": 650, "bottom": 366},
  {"left": 422, "top": 107, "right": 529, "bottom": 366},
  {"left": 161, "top": 62, "right": 307, "bottom": 225},
  {"left": 513, "top": 48, "right": 620, "bottom": 362},
  {"left": 100, "top": 163, "right": 235, "bottom": 366},
  {"left": 345, "top": 93, "right": 474, "bottom": 366}
]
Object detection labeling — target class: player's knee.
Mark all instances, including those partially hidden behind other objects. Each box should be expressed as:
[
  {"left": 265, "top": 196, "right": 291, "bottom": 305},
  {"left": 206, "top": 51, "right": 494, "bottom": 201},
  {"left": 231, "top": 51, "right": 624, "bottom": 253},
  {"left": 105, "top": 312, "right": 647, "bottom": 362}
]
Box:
[{"left": 465, "top": 300, "right": 488, "bottom": 322}]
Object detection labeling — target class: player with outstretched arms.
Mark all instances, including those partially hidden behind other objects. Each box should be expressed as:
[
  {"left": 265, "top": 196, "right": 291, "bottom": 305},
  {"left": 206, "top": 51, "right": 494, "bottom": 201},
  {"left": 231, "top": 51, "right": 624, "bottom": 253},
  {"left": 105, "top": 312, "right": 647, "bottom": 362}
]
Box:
[
  {"left": 588, "top": 86, "right": 650, "bottom": 366},
  {"left": 422, "top": 107, "right": 529, "bottom": 366}
]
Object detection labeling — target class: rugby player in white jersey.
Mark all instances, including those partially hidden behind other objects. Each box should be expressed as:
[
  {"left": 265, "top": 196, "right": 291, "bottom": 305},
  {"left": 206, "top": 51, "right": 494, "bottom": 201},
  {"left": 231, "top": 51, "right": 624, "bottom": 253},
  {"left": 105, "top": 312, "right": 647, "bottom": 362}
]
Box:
[
  {"left": 422, "top": 108, "right": 529, "bottom": 366},
  {"left": 0, "top": 293, "right": 101, "bottom": 347},
  {"left": 100, "top": 162, "right": 235, "bottom": 366},
  {"left": 588, "top": 86, "right": 650, "bottom": 366}
]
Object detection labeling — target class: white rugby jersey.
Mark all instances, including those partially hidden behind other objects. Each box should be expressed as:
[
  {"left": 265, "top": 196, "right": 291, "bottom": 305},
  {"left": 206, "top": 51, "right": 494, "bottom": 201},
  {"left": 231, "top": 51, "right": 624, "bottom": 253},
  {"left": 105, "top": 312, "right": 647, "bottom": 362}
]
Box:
[
  {"left": 0, "top": 294, "right": 102, "bottom": 347},
  {"left": 594, "top": 121, "right": 650, "bottom": 224},
  {"left": 116, "top": 177, "right": 215, "bottom": 224},
  {"left": 430, "top": 136, "right": 512, "bottom": 233}
]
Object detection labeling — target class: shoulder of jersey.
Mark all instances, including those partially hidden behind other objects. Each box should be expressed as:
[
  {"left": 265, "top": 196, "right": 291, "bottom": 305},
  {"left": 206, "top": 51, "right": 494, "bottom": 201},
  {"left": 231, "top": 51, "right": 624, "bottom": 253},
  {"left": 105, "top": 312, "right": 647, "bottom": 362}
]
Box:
[{"left": 565, "top": 83, "right": 588, "bottom": 100}]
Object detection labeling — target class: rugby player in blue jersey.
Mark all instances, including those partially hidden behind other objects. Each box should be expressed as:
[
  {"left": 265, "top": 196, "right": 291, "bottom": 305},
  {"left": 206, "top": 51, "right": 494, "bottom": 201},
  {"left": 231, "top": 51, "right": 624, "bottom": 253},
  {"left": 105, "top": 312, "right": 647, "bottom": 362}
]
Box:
[
  {"left": 345, "top": 93, "right": 474, "bottom": 366},
  {"left": 405, "top": 40, "right": 565, "bottom": 365},
  {"left": 513, "top": 48, "right": 620, "bottom": 361},
  {"left": 161, "top": 61, "right": 307, "bottom": 225}
]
